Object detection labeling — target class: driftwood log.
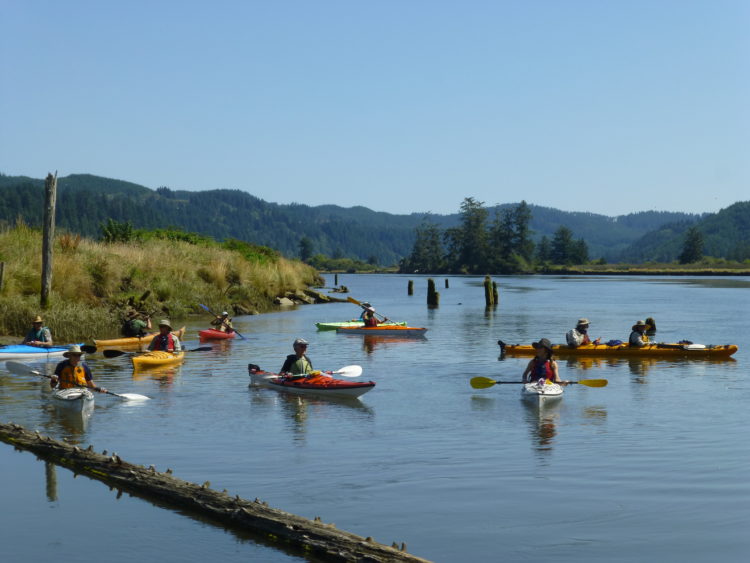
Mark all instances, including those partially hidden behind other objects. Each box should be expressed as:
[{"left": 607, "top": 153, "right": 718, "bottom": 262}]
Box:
[{"left": 0, "top": 422, "right": 431, "bottom": 563}]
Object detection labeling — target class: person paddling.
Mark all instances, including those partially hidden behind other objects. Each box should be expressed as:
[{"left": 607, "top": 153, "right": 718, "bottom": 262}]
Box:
[
  {"left": 210, "top": 311, "right": 234, "bottom": 333},
  {"left": 50, "top": 345, "right": 105, "bottom": 393},
  {"left": 148, "top": 320, "right": 182, "bottom": 353},
  {"left": 522, "top": 338, "right": 566, "bottom": 385},
  {"left": 22, "top": 315, "right": 53, "bottom": 348},
  {"left": 565, "top": 318, "right": 600, "bottom": 348},
  {"left": 122, "top": 310, "right": 152, "bottom": 337},
  {"left": 629, "top": 320, "right": 649, "bottom": 348},
  {"left": 280, "top": 338, "right": 313, "bottom": 378}
]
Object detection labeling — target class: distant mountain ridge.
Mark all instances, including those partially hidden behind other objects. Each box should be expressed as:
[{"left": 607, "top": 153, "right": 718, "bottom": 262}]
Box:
[{"left": 2, "top": 172, "right": 745, "bottom": 264}]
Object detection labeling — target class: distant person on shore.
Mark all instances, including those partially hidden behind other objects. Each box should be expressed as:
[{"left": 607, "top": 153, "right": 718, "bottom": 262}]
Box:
[
  {"left": 522, "top": 338, "right": 566, "bottom": 384},
  {"left": 629, "top": 320, "right": 650, "bottom": 347},
  {"left": 148, "top": 320, "right": 182, "bottom": 353},
  {"left": 566, "top": 318, "right": 600, "bottom": 348},
  {"left": 22, "top": 315, "right": 53, "bottom": 348},
  {"left": 122, "top": 310, "right": 152, "bottom": 338},
  {"left": 210, "top": 311, "right": 234, "bottom": 333},
  {"left": 50, "top": 345, "right": 105, "bottom": 393},
  {"left": 280, "top": 338, "right": 313, "bottom": 377}
]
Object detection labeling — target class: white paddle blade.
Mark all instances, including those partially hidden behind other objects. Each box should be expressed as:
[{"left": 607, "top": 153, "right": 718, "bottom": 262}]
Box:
[
  {"left": 117, "top": 393, "right": 150, "bottom": 401},
  {"left": 5, "top": 360, "right": 35, "bottom": 375},
  {"left": 332, "top": 365, "right": 363, "bottom": 378}
]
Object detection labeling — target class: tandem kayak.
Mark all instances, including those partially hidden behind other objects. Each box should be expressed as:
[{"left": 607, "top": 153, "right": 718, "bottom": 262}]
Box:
[
  {"left": 248, "top": 369, "right": 375, "bottom": 399},
  {"left": 132, "top": 351, "right": 185, "bottom": 369},
  {"left": 198, "top": 328, "right": 236, "bottom": 340},
  {"left": 0, "top": 343, "right": 85, "bottom": 361},
  {"left": 51, "top": 387, "right": 95, "bottom": 412},
  {"left": 316, "top": 320, "right": 408, "bottom": 331},
  {"left": 336, "top": 326, "right": 428, "bottom": 337},
  {"left": 521, "top": 380, "right": 564, "bottom": 404},
  {"left": 94, "top": 327, "right": 186, "bottom": 348},
  {"left": 498, "top": 340, "right": 738, "bottom": 359}
]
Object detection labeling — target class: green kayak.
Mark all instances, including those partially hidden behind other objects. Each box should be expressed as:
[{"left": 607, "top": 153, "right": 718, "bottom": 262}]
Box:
[{"left": 315, "top": 320, "right": 407, "bottom": 331}]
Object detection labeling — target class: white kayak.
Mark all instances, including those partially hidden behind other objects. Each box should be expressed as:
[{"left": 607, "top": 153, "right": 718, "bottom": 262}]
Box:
[
  {"left": 521, "top": 380, "right": 564, "bottom": 404},
  {"left": 51, "top": 387, "right": 95, "bottom": 412}
]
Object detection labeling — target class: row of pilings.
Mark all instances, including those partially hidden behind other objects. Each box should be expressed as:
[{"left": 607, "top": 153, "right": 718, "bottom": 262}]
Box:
[{"left": 406, "top": 276, "right": 498, "bottom": 308}]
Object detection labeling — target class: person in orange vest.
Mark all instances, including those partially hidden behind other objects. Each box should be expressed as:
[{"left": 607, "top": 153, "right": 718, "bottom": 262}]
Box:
[
  {"left": 148, "top": 319, "right": 182, "bottom": 352},
  {"left": 50, "top": 345, "right": 105, "bottom": 392}
]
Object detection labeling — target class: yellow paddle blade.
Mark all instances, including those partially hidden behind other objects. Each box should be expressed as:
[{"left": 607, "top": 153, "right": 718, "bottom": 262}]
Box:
[
  {"left": 577, "top": 379, "right": 608, "bottom": 387},
  {"left": 470, "top": 377, "right": 498, "bottom": 389},
  {"left": 347, "top": 296, "right": 362, "bottom": 306}
]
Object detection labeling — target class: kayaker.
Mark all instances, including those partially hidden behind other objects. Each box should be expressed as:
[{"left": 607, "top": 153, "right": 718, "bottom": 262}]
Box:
[
  {"left": 148, "top": 320, "right": 182, "bottom": 353},
  {"left": 122, "top": 310, "right": 152, "bottom": 337},
  {"left": 629, "top": 320, "right": 650, "bottom": 347},
  {"left": 522, "top": 338, "right": 566, "bottom": 385},
  {"left": 22, "top": 315, "right": 53, "bottom": 348},
  {"left": 280, "top": 338, "right": 313, "bottom": 377},
  {"left": 565, "top": 318, "right": 600, "bottom": 348},
  {"left": 361, "top": 306, "right": 379, "bottom": 328},
  {"left": 50, "top": 345, "right": 105, "bottom": 392},
  {"left": 210, "top": 311, "right": 234, "bottom": 333}
]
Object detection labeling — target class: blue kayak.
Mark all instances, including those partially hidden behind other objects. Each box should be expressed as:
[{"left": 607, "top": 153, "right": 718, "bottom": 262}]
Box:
[{"left": 0, "top": 343, "right": 84, "bottom": 361}]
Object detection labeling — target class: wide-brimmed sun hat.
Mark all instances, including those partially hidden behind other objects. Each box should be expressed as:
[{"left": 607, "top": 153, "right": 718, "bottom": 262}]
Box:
[
  {"left": 577, "top": 318, "right": 590, "bottom": 326},
  {"left": 532, "top": 338, "right": 553, "bottom": 352},
  {"left": 63, "top": 344, "right": 83, "bottom": 358},
  {"left": 632, "top": 320, "right": 647, "bottom": 330},
  {"left": 158, "top": 319, "right": 172, "bottom": 329},
  {"left": 32, "top": 315, "right": 43, "bottom": 323}
]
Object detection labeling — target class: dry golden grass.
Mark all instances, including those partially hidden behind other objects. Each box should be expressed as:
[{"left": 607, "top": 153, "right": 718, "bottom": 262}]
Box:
[{"left": 0, "top": 226, "right": 321, "bottom": 340}]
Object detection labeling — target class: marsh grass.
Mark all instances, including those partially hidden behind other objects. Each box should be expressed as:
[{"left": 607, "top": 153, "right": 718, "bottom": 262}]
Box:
[{"left": 0, "top": 226, "right": 321, "bottom": 341}]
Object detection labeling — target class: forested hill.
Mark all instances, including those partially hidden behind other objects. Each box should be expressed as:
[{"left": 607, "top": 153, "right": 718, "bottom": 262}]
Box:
[
  {"left": 618, "top": 201, "right": 750, "bottom": 263},
  {"left": 0, "top": 172, "right": 714, "bottom": 264}
]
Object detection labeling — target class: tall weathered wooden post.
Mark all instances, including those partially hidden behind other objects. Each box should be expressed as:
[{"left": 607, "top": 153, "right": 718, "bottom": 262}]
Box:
[
  {"left": 492, "top": 281, "right": 499, "bottom": 305},
  {"left": 427, "top": 278, "right": 439, "bottom": 307},
  {"left": 334, "top": 273, "right": 338, "bottom": 286},
  {"left": 40, "top": 172, "right": 57, "bottom": 309},
  {"left": 483, "top": 275, "right": 494, "bottom": 307},
  {"left": 445, "top": 278, "right": 449, "bottom": 289},
  {"left": 407, "top": 280, "right": 413, "bottom": 295}
]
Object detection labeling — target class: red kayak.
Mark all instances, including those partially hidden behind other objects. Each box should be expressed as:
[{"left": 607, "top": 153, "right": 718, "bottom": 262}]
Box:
[
  {"left": 248, "top": 369, "right": 375, "bottom": 399},
  {"left": 199, "top": 328, "right": 236, "bottom": 340}
]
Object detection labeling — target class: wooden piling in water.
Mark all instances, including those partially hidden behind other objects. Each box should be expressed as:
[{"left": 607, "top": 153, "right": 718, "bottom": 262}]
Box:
[
  {"left": 483, "top": 276, "right": 494, "bottom": 307},
  {"left": 0, "top": 422, "right": 431, "bottom": 563},
  {"left": 41, "top": 172, "right": 57, "bottom": 309},
  {"left": 408, "top": 280, "right": 413, "bottom": 295},
  {"left": 492, "top": 281, "right": 498, "bottom": 306},
  {"left": 444, "top": 279, "right": 449, "bottom": 289},
  {"left": 427, "top": 279, "right": 439, "bottom": 307}
]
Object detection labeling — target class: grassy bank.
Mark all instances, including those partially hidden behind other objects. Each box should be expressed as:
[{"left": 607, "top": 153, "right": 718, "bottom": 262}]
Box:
[
  {"left": 0, "top": 224, "right": 322, "bottom": 342},
  {"left": 540, "top": 261, "right": 750, "bottom": 276}
]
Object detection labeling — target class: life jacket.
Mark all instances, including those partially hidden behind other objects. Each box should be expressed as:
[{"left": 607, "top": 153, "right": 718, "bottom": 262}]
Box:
[
  {"left": 57, "top": 361, "right": 90, "bottom": 389},
  {"left": 288, "top": 355, "right": 312, "bottom": 375},
  {"left": 363, "top": 314, "right": 378, "bottom": 327},
  {"left": 531, "top": 358, "right": 555, "bottom": 381},
  {"left": 152, "top": 332, "right": 176, "bottom": 351},
  {"left": 123, "top": 319, "right": 146, "bottom": 337}
]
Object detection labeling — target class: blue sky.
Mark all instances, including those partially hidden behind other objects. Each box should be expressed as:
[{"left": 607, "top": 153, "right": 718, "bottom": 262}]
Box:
[{"left": 1, "top": 1, "right": 748, "bottom": 217}]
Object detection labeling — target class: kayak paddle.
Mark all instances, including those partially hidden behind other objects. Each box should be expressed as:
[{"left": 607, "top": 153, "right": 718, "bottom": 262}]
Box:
[
  {"left": 103, "top": 346, "right": 212, "bottom": 359},
  {"left": 4, "top": 360, "right": 150, "bottom": 401},
  {"left": 470, "top": 376, "right": 608, "bottom": 389},
  {"left": 325, "top": 365, "right": 363, "bottom": 378},
  {"left": 198, "top": 303, "right": 246, "bottom": 339}
]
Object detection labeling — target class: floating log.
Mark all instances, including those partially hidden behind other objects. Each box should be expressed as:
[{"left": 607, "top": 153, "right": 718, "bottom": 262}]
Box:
[{"left": 0, "top": 422, "right": 430, "bottom": 563}]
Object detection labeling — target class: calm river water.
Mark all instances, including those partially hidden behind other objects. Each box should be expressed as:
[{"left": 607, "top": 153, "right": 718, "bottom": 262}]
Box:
[{"left": 1, "top": 274, "right": 749, "bottom": 562}]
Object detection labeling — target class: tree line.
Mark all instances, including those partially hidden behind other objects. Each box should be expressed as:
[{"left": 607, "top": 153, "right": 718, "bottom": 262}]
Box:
[{"left": 399, "top": 198, "right": 592, "bottom": 274}]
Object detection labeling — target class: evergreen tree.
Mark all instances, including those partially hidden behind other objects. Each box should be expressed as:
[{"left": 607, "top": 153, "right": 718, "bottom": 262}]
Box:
[
  {"left": 402, "top": 217, "right": 444, "bottom": 272},
  {"left": 551, "top": 226, "right": 575, "bottom": 264},
  {"left": 444, "top": 197, "right": 488, "bottom": 273},
  {"left": 678, "top": 227, "right": 704, "bottom": 264},
  {"left": 298, "top": 236, "right": 314, "bottom": 262},
  {"left": 536, "top": 235, "right": 551, "bottom": 262}
]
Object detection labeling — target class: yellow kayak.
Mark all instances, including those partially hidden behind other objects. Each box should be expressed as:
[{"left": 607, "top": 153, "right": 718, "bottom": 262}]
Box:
[
  {"left": 95, "top": 327, "right": 185, "bottom": 348},
  {"left": 132, "top": 351, "right": 185, "bottom": 369},
  {"left": 498, "top": 340, "right": 738, "bottom": 359}
]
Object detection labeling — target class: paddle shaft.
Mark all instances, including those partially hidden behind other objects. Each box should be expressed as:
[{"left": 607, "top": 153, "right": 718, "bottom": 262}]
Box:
[
  {"left": 103, "top": 346, "right": 211, "bottom": 358},
  {"left": 199, "top": 304, "right": 245, "bottom": 339}
]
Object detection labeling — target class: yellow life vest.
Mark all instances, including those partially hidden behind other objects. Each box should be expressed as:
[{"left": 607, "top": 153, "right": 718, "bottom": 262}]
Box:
[{"left": 58, "top": 363, "right": 89, "bottom": 389}]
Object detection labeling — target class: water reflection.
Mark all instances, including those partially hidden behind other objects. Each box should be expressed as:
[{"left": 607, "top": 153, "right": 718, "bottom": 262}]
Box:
[
  {"left": 40, "top": 402, "right": 94, "bottom": 442},
  {"left": 360, "top": 335, "right": 428, "bottom": 354},
  {"left": 132, "top": 365, "right": 182, "bottom": 386},
  {"left": 522, "top": 399, "right": 561, "bottom": 457},
  {"left": 45, "top": 461, "right": 58, "bottom": 502}
]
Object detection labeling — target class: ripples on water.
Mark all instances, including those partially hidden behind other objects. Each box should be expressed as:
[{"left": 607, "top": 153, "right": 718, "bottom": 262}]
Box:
[{"left": 1, "top": 274, "right": 749, "bottom": 562}]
